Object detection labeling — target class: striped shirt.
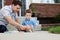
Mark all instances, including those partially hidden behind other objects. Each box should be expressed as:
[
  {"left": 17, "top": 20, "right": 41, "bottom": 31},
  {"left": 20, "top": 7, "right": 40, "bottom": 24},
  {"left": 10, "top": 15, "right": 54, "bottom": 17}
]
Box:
[{"left": 0, "top": 5, "right": 18, "bottom": 26}]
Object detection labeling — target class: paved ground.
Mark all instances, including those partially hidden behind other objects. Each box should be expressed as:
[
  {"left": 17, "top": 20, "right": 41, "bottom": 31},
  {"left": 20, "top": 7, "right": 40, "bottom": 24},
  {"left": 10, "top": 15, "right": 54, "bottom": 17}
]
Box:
[{"left": 0, "top": 31, "right": 60, "bottom": 40}]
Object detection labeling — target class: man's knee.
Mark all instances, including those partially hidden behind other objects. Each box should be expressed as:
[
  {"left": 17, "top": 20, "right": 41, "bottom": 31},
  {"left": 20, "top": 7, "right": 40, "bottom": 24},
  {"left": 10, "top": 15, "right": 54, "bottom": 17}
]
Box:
[{"left": 0, "top": 25, "right": 8, "bottom": 33}]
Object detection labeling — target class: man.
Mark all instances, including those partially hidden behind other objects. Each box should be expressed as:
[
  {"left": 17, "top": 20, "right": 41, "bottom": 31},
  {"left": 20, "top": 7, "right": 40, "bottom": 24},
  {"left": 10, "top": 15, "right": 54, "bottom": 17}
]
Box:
[{"left": 0, "top": 0, "right": 24, "bottom": 33}]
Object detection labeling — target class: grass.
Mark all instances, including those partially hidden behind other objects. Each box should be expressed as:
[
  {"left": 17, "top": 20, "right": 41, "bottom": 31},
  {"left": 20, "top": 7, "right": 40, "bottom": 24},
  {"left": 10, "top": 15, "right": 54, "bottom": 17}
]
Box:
[
  {"left": 42, "top": 26, "right": 60, "bottom": 34},
  {"left": 48, "top": 26, "right": 60, "bottom": 34},
  {"left": 42, "top": 27, "right": 50, "bottom": 31}
]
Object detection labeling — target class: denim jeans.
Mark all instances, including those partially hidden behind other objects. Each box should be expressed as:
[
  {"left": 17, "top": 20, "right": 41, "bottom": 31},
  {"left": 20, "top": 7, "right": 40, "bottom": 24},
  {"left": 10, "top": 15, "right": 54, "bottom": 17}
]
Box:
[{"left": 0, "top": 25, "right": 8, "bottom": 33}]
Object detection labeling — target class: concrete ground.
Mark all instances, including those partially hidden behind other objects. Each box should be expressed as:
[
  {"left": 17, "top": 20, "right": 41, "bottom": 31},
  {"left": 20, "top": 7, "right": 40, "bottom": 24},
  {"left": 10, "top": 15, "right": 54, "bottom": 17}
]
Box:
[{"left": 0, "top": 31, "right": 60, "bottom": 40}]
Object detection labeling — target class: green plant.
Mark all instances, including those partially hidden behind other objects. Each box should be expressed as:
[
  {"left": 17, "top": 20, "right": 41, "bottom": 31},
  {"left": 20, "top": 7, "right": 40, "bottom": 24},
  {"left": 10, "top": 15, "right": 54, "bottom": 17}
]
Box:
[
  {"left": 49, "top": 26, "right": 60, "bottom": 34},
  {"left": 42, "top": 27, "right": 50, "bottom": 31},
  {"left": 30, "top": 6, "right": 35, "bottom": 13},
  {"left": 54, "top": 0, "right": 60, "bottom": 3},
  {"left": 54, "top": 13, "right": 60, "bottom": 23},
  {"left": 30, "top": 6, "right": 36, "bottom": 17}
]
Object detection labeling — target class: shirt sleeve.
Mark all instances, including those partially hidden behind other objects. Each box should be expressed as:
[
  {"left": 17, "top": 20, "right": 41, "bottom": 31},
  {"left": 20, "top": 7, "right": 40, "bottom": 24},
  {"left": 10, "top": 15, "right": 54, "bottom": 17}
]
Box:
[
  {"left": 31, "top": 19, "right": 37, "bottom": 28},
  {"left": 1, "top": 9, "right": 11, "bottom": 17}
]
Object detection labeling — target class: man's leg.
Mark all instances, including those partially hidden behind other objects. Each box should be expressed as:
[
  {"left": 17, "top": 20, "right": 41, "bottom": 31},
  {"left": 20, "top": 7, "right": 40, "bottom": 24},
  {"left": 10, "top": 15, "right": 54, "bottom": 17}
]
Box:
[{"left": 0, "top": 25, "right": 8, "bottom": 33}]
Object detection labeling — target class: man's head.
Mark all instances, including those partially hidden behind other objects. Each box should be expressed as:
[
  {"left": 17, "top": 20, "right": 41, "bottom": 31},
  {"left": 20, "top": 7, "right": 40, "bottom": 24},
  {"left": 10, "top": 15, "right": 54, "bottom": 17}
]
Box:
[
  {"left": 25, "top": 9, "right": 32, "bottom": 19},
  {"left": 12, "top": 0, "right": 22, "bottom": 12}
]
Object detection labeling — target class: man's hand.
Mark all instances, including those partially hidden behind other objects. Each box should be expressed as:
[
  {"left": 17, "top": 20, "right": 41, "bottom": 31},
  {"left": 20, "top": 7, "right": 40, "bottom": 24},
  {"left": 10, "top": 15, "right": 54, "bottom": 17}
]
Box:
[
  {"left": 4, "top": 16, "right": 25, "bottom": 31},
  {"left": 16, "top": 25, "right": 25, "bottom": 31}
]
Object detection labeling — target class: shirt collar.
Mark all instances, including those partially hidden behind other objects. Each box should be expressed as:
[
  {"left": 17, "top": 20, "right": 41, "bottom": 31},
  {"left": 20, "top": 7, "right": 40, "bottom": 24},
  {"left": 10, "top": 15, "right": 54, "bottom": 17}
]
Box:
[
  {"left": 25, "top": 18, "right": 31, "bottom": 21},
  {"left": 9, "top": 5, "right": 17, "bottom": 14},
  {"left": 8, "top": 5, "right": 13, "bottom": 13}
]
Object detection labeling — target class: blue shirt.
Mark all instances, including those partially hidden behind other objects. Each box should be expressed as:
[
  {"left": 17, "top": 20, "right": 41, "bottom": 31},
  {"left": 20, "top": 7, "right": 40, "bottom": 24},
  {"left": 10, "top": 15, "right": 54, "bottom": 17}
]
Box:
[{"left": 22, "top": 18, "right": 37, "bottom": 29}]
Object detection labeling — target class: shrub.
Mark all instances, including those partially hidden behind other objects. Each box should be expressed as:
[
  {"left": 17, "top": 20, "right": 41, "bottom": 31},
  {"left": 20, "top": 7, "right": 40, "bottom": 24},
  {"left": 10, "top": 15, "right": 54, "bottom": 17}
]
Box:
[
  {"left": 42, "top": 27, "right": 50, "bottom": 31},
  {"left": 49, "top": 26, "right": 60, "bottom": 34},
  {"left": 54, "top": 0, "right": 60, "bottom": 3},
  {"left": 54, "top": 13, "right": 60, "bottom": 23}
]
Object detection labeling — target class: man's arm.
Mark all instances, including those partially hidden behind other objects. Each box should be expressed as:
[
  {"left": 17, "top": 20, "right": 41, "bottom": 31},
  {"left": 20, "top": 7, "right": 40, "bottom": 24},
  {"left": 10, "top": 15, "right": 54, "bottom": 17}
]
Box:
[
  {"left": 15, "top": 18, "right": 20, "bottom": 23},
  {"left": 1, "top": 9, "right": 24, "bottom": 31},
  {"left": 4, "top": 16, "right": 24, "bottom": 31},
  {"left": 15, "top": 18, "right": 23, "bottom": 30}
]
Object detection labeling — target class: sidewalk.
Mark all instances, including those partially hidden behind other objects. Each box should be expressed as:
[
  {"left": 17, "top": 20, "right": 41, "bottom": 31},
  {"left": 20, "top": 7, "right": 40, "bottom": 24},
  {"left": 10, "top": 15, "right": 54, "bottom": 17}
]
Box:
[{"left": 0, "top": 31, "right": 60, "bottom": 40}]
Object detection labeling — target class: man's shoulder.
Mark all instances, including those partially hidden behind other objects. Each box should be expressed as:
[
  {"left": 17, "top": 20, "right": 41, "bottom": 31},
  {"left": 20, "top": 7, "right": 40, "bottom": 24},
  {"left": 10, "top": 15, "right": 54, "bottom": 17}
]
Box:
[{"left": 1, "top": 5, "right": 11, "bottom": 11}]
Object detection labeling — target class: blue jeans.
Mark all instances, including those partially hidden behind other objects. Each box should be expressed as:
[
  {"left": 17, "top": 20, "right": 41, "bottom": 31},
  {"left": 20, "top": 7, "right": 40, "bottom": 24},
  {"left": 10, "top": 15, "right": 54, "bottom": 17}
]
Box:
[{"left": 0, "top": 25, "right": 8, "bottom": 33}]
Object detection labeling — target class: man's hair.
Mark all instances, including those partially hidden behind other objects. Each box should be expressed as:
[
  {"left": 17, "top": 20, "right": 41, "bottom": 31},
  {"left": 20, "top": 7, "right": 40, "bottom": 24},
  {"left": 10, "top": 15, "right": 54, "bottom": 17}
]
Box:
[
  {"left": 24, "top": 9, "right": 32, "bottom": 15},
  {"left": 12, "top": 0, "right": 22, "bottom": 6}
]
